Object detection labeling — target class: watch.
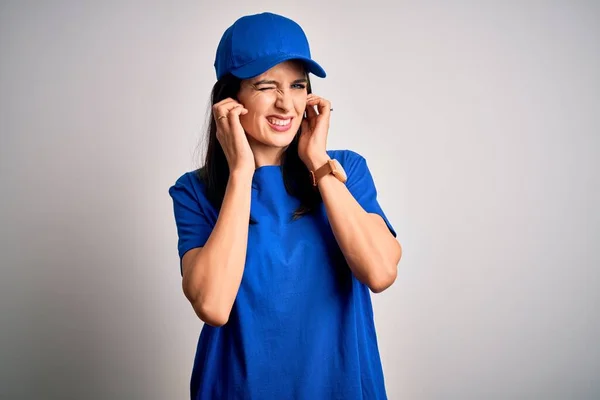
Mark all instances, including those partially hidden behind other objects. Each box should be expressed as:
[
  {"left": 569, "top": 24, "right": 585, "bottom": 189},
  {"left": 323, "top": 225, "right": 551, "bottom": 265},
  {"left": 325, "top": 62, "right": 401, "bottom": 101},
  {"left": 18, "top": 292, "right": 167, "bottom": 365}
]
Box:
[{"left": 310, "top": 159, "right": 347, "bottom": 186}]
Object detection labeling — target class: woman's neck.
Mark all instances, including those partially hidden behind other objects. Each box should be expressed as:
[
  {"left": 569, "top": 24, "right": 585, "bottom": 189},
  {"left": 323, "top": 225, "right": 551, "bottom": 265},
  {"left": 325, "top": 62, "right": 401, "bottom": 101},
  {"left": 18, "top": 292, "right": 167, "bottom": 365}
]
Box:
[{"left": 248, "top": 139, "right": 287, "bottom": 168}]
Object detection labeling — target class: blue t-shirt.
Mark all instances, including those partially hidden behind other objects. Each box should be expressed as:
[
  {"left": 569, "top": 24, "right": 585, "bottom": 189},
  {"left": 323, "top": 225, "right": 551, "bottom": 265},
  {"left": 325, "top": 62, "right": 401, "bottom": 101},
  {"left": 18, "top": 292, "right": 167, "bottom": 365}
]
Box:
[{"left": 169, "top": 149, "right": 396, "bottom": 399}]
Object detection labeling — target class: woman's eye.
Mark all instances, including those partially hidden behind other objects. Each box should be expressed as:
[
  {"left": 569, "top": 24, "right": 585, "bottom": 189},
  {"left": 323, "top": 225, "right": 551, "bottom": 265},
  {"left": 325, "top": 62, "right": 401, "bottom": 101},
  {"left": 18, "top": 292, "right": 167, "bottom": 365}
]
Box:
[{"left": 255, "top": 84, "right": 305, "bottom": 91}]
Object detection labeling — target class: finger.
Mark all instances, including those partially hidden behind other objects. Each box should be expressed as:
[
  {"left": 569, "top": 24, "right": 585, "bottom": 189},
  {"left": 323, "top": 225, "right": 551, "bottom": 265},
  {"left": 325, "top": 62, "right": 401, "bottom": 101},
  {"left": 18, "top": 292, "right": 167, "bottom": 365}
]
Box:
[
  {"left": 227, "top": 104, "right": 248, "bottom": 121},
  {"left": 307, "top": 96, "right": 331, "bottom": 116},
  {"left": 214, "top": 98, "right": 243, "bottom": 115},
  {"left": 213, "top": 98, "right": 236, "bottom": 116},
  {"left": 214, "top": 97, "right": 238, "bottom": 108},
  {"left": 215, "top": 113, "right": 230, "bottom": 128},
  {"left": 220, "top": 103, "right": 243, "bottom": 114},
  {"left": 215, "top": 103, "right": 243, "bottom": 122},
  {"left": 307, "top": 95, "right": 330, "bottom": 108},
  {"left": 306, "top": 103, "right": 318, "bottom": 119}
]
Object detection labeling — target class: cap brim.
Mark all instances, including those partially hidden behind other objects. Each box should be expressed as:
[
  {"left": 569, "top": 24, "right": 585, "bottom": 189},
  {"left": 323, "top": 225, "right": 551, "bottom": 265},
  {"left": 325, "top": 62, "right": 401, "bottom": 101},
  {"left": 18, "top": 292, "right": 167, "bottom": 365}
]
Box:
[{"left": 230, "top": 54, "right": 326, "bottom": 79}]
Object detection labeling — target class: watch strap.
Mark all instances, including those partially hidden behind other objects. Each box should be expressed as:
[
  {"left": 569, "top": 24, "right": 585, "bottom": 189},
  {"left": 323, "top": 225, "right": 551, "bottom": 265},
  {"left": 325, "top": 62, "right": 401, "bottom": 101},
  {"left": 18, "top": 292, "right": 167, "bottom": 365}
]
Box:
[
  {"left": 314, "top": 160, "right": 333, "bottom": 186},
  {"left": 311, "top": 159, "right": 339, "bottom": 186}
]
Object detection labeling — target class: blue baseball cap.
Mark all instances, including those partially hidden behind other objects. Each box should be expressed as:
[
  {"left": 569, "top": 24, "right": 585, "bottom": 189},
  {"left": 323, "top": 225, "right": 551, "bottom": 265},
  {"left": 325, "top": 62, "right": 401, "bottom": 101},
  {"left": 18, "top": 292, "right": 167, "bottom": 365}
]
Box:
[{"left": 214, "top": 12, "right": 326, "bottom": 80}]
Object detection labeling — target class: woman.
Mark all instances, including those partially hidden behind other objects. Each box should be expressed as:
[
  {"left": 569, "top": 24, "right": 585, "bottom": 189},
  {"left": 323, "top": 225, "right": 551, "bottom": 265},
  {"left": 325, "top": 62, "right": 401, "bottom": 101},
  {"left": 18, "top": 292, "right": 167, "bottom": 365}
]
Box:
[{"left": 169, "top": 12, "right": 402, "bottom": 399}]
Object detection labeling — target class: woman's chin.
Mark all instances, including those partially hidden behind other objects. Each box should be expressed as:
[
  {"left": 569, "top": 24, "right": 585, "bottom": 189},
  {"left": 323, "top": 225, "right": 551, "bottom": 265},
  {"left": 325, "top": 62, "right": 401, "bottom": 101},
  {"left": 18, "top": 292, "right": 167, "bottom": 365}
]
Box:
[
  {"left": 269, "top": 134, "right": 296, "bottom": 148},
  {"left": 258, "top": 129, "right": 298, "bottom": 148}
]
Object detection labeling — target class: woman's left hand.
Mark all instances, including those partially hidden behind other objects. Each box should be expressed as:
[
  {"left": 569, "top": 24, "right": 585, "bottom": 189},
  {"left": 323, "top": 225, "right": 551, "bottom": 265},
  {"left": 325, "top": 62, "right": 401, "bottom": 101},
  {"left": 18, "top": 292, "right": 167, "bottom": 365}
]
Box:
[{"left": 298, "top": 94, "right": 332, "bottom": 171}]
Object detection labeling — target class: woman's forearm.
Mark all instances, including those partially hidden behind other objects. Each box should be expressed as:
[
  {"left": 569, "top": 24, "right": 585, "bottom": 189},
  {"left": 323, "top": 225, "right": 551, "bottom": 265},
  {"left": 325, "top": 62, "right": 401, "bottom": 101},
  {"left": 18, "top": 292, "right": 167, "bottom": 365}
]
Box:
[
  {"left": 182, "top": 171, "right": 253, "bottom": 326},
  {"left": 318, "top": 174, "right": 402, "bottom": 293}
]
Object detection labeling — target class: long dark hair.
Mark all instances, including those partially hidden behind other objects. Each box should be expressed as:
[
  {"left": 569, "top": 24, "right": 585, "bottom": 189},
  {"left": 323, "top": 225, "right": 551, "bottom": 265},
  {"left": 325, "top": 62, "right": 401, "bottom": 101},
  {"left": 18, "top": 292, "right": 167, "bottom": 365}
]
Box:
[{"left": 196, "top": 72, "right": 322, "bottom": 223}]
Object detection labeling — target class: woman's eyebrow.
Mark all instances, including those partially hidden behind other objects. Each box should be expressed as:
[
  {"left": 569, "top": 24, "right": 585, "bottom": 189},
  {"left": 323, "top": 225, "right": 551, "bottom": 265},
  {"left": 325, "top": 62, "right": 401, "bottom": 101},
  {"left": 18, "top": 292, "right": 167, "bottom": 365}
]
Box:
[
  {"left": 253, "top": 79, "right": 278, "bottom": 85},
  {"left": 253, "top": 78, "right": 308, "bottom": 85}
]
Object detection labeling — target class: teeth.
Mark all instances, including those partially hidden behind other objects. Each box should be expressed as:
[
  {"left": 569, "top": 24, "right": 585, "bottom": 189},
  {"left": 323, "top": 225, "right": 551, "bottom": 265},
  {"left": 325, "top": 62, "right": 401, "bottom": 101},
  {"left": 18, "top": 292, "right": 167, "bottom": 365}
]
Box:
[{"left": 268, "top": 118, "right": 291, "bottom": 126}]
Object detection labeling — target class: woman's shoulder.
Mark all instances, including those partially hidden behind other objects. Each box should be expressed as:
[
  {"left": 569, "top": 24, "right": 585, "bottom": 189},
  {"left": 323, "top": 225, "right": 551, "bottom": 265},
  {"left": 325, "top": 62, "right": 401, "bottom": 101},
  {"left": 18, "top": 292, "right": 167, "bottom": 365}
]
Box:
[
  {"left": 171, "top": 168, "right": 204, "bottom": 187},
  {"left": 326, "top": 149, "right": 369, "bottom": 170},
  {"left": 169, "top": 168, "right": 209, "bottom": 202}
]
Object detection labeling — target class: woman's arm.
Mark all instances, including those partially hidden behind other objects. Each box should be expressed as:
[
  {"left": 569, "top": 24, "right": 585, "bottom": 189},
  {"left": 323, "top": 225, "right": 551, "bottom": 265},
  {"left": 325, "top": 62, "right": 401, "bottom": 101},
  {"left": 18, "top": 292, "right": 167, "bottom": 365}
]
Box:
[
  {"left": 181, "top": 171, "right": 253, "bottom": 326},
  {"left": 315, "top": 165, "right": 402, "bottom": 293},
  {"left": 298, "top": 95, "right": 401, "bottom": 293}
]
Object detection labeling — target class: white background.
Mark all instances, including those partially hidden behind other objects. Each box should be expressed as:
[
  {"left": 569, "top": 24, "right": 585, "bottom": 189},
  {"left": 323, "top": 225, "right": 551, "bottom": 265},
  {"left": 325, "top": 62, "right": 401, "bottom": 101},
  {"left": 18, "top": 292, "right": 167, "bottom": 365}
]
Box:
[{"left": 1, "top": 1, "right": 599, "bottom": 399}]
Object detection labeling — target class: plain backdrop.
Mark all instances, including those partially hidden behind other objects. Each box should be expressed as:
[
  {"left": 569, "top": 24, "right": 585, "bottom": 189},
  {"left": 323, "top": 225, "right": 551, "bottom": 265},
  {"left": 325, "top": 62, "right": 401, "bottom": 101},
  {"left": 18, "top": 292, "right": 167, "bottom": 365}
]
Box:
[{"left": 1, "top": 1, "right": 599, "bottom": 399}]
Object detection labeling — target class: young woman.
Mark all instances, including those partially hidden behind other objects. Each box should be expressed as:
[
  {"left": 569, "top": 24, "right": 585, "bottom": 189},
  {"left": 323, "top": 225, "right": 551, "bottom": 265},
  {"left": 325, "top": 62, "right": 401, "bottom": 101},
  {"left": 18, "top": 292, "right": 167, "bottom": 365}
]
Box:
[{"left": 169, "top": 11, "right": 402, "bottom": 399}]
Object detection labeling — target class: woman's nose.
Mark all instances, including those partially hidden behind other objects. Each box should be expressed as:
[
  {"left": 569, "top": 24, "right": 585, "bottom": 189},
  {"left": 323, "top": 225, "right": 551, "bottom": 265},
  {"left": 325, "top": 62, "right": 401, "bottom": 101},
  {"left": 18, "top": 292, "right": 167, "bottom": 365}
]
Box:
[{"left": 275, "top": 89, "right": 293, "bottom": 111}]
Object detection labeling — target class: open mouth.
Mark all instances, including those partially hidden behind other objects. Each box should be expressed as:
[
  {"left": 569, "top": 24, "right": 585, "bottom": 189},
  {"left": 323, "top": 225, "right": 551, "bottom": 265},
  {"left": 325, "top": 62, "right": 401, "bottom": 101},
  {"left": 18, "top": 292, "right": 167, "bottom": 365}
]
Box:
[{"left": 267, "top": 117, "right": 293, "bottom": 132}]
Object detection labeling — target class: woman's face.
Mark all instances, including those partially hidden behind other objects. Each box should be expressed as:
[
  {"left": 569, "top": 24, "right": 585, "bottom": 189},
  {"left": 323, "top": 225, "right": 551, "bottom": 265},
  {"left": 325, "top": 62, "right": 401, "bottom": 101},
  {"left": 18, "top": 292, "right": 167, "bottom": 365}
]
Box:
[{"left": 237, "top": 60, "right": 308, "bottom": 150}]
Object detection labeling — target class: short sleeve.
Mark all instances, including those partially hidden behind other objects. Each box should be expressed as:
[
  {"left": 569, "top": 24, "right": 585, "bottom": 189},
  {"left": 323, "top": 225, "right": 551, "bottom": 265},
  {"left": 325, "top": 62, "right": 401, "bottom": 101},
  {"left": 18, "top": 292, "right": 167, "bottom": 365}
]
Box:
[
  {"left": 335, "top": 150, "right": 397, "bottom": 238},
  {"left": 168, "top": 172, "right": 214, "bottom": 275}
]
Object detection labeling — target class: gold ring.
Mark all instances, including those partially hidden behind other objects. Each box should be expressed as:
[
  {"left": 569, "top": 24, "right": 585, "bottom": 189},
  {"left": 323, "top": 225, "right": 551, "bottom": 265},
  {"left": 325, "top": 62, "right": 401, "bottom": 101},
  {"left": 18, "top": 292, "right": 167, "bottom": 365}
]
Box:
[{"left": 217, "top": 114, "right": 227, "bottom": 120}]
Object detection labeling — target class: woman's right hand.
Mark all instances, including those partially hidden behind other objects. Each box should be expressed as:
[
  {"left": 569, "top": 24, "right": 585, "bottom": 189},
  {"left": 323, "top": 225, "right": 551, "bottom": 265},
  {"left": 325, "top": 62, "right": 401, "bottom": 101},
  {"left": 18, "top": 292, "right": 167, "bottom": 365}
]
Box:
[{"left": 213, "top": 98, "right": 255, "bottom": 176}]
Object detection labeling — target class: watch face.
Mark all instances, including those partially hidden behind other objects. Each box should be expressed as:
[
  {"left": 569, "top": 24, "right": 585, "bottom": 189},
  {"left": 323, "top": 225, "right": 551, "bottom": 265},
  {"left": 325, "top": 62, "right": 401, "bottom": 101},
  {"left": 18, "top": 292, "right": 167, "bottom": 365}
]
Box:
[{"left": 332, "top": 159, "right": 347, "bottom": 182}]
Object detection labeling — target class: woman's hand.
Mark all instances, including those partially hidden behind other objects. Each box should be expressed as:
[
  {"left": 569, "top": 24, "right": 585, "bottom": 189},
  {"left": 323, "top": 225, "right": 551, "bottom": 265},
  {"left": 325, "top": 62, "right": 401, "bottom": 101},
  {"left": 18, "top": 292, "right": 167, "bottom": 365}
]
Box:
[
  {"left": 298, "top": 94, "right": 332, "bottom": 171},
  {"left": 213, "top": 98, "right": 255, "bottom": 176}
]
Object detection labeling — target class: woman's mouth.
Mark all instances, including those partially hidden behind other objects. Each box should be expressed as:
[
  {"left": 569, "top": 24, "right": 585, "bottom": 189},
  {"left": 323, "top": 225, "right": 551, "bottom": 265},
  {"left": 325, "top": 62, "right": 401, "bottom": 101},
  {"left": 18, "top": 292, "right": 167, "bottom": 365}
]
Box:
[{"left": 267, "top": 116, "right": 293, "bottom": 132}]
